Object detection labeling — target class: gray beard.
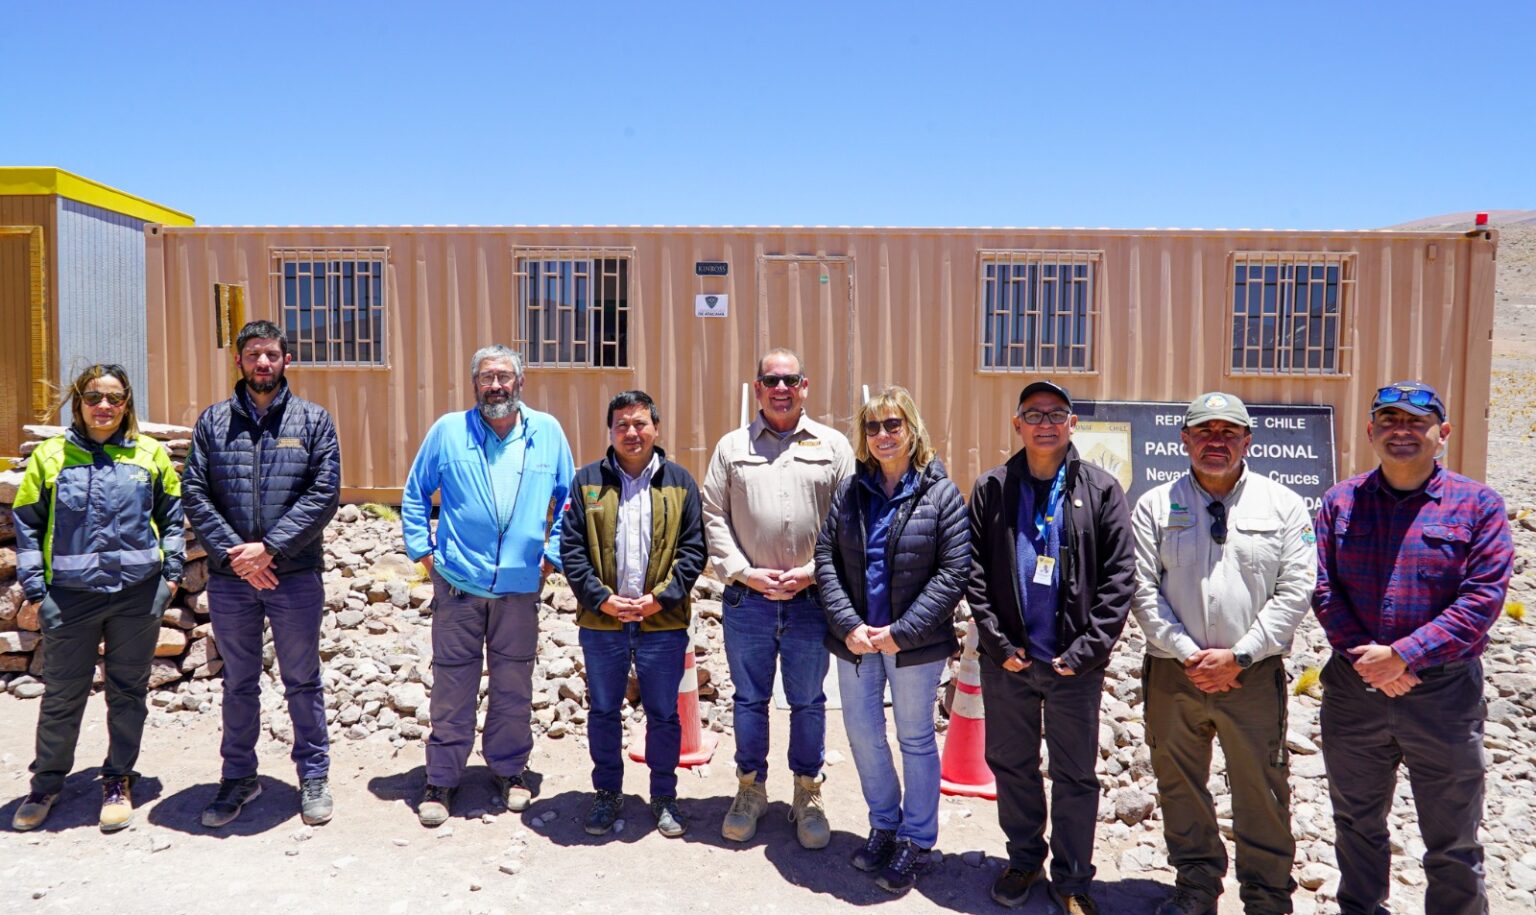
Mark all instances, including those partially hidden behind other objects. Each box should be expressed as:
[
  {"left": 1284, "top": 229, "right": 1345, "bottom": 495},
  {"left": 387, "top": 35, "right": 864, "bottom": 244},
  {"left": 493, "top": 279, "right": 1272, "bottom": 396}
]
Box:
[{"left": 479, "top": 395, "right": 521, "bottom": 421}]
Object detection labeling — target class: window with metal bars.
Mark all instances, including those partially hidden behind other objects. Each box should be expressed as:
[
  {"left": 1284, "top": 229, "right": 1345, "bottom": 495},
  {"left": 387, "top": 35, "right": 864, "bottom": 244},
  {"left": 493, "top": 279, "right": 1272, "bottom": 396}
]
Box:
[
  {"left": 1229, "top": 253, "right": 1354, "bottom": 375},
  {"left": 516, "top": 252, "right": 630, "bottom": 368},
  {"left": 270, "top": 248, "right": 388, "bottom": 366},
  {"left": 979, "top": 251, "right": 1099, "bottom": 372}
]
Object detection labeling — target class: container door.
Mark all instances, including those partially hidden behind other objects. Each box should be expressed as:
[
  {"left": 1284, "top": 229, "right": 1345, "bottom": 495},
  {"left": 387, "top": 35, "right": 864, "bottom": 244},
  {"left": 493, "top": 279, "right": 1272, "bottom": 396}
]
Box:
[{"left": 754, "top": 255, "right": 857, "bottom": 432}]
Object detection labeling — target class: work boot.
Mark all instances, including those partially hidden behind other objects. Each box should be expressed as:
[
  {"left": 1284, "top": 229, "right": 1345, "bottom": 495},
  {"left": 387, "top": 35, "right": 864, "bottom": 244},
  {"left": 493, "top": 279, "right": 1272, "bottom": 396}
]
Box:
[
  {"left": 719, "top": 769, "right": 768, "bottom": 842},
  {"left": 299, "top": 777, "right": 333, "bottom": 826},
  {"left": 991, "top": 866, "right": 1045, "bottom": 908},
  {"left": 201, "top": 775, "right": 263, "bottom": 828},
  {"left": 649, "top": 795, "right": 687, "bottom": 838},
  {"left": 851, "top": 827, "right": 898, "bottom": 872},
  {"left": 99, "top": 777, "right": 134, "bottom": 832},
  {"left": 584, "top": 789, "right": 624, "bottom": 836},
  {"left": 789, "top": 773, "right": 830, "bottom": 849},
  {"left": 876, "top": 838, "right": 931, "bottom": 894},
  {"left": 495, "top": 773, "right": 533, "bottom": 812},
  {"left": 417, "top": 783, "right": 453, "bottom": 828},
  {"left": 12, "top": 791, "right": 58, "bottom": 832},
  {"left": 1152, "top": 888, "right": 1216, "bottom": 915}
]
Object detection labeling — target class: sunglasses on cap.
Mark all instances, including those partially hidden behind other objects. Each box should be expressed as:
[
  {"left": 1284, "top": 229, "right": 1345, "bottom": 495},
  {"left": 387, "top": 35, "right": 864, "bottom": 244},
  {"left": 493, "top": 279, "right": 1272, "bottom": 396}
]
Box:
[
  {"left": 1374, "top": 386, "right": 1436, "bottom": 409},
  {"left": 758, "top": 373, "right": 804, "bottom": 388},
  {"left": 863, "top": 417, "right": 905, "bottom": 436},
  {"left": 82, "top": 391, "right": 128, "bottom": 407}
]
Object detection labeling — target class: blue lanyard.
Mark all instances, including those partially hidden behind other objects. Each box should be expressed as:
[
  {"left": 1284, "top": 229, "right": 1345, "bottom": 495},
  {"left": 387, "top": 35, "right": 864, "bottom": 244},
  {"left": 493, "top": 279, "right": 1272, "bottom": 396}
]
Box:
[{"left": 1033, "top": 463, "right": 1067, "bottom": 546}]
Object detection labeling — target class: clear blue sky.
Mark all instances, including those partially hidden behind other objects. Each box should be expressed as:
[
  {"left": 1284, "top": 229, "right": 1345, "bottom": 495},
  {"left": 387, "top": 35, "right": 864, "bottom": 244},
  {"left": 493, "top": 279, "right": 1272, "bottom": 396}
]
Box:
[{"left": 5, "top": 1, "right": 1532, "bottom": 228}]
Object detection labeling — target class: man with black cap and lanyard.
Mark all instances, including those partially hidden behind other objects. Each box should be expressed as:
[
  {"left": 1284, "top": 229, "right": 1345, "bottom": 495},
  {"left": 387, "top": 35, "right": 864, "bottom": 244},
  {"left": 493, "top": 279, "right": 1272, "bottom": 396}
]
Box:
[
  {"left": 1313, "top": 380, "right": 1512, "bottom": 915},
  {"left": 966, "top": 380, "right": 1136, "bottom": 914}
]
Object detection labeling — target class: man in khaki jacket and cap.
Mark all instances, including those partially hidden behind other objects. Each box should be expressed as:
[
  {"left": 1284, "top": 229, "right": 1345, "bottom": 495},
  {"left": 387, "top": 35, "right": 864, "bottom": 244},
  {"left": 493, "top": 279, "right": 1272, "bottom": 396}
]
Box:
[{"left": 1131, "top": 392, "right": 1316, "bottom": 915}]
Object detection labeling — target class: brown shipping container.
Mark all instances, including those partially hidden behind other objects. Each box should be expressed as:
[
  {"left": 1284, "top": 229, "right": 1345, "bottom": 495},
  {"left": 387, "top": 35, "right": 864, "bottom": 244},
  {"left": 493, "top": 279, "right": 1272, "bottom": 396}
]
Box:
[{"left": 143, "top": 225, "right": 1497, "bottom": 503}]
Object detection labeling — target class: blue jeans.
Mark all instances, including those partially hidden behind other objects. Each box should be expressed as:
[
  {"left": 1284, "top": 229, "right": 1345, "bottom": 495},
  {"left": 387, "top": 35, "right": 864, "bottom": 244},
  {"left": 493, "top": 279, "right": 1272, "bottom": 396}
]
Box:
[
  {"left": 580, "top": 623, "right": 689, "bottom": 798},
  {"left": 207, "top": 570, "right": 329, "bottom": 780},
  {"left": 837, "top": 654, "right": 945, "bottom": 848},
  {"left": 722, "top": 584, "right": 829, "bottom": 780}
]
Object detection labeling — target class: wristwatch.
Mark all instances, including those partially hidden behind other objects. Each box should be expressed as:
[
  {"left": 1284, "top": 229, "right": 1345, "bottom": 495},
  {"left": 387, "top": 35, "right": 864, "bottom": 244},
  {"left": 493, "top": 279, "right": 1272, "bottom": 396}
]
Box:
[
  {"left": 1234, "top": 651, "right": 1254, "bottom": 669},
  {"left": 262, "top": 541, "right": 280, "bottom": 558}
]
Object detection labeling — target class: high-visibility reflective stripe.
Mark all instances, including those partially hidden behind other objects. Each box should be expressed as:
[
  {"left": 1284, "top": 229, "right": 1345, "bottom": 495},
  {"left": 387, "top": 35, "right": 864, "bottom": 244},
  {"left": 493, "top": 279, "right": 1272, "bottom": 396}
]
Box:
[
  {"left": 16, "top": 550, "right": 43, "bottom": 566},
  {"left": 50, "top": 547, "right": 162, "bottom": 572},
  {"left": 678, "top": 662, "right": 699, "bottom": 694}
]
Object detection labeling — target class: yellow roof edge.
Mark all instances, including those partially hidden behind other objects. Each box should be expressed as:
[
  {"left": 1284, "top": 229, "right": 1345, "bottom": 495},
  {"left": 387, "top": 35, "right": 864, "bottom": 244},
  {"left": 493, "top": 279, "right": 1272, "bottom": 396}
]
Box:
[{"left": 0, "top": 167, "right": 195, "bottom": 226}]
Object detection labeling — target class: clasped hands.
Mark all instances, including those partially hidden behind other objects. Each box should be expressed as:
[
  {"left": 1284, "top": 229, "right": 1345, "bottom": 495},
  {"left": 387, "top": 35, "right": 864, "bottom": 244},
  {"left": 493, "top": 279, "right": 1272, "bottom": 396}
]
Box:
[
  {"left": 844, "top": 623, "right": 900, "bottom": 656},
  {"left": 744, "top": 567, "right": 814, "bottom": 601},
  {"left": 228, "top": 542, "right": 278, "bottom": 590},
  {"left": 600, "top": 592, "right": 664, "bottom": 623},
  {"left": 1348, "top": 643, "right": 1420, "bottom": 697}
]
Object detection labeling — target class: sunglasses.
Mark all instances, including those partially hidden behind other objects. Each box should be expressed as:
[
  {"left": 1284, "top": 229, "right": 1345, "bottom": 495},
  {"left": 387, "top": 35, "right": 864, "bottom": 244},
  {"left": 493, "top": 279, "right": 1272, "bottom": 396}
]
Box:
[
  {"left": 758, "top": 373, "right": 805, "bottom": 389},
  {"left": 1019, "top": 409, "right": 1071, "bottom": 426},
  {"left": 82, "top": 391, "right": 128, "bottom": 407},
  {"left": 863, "top": 417, "right": 905, "bottom": 436},
  {"left": 1207, "top": 501, "right": 1228, "bottom": 545},
  {"left": 1374, "top": 386, "right": 1437, "bottom": 409}
]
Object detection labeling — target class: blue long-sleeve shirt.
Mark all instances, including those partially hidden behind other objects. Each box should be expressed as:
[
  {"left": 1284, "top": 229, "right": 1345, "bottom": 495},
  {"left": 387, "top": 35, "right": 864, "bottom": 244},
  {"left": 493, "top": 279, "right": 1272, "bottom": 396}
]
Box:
[{"left": 402, "top": 405, "right": 574, "bottom": 596}]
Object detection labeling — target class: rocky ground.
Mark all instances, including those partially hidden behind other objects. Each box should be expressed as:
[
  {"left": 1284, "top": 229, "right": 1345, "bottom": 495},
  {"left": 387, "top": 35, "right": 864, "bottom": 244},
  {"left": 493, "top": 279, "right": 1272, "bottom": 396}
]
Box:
[{"left": 2, "top": 225, "right": 1535, "bottom": 914}]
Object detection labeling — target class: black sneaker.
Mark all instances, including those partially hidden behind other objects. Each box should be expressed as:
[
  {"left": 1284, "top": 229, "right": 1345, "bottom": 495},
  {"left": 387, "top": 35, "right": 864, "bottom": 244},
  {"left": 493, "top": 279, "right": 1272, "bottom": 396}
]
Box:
[
  {"left": 494, "top": 773, "right": 533, "bottom": 812},
  {"left": 201, "top": 775, "right": 262, "bottom": 828},
  {"left": 649, "top": 796, "right": 686, "bottom": 838},
  {"left": 990, "top": 866, "right": 1045, "bottom": 908},
  {"left": 875, "top": 838, "right": 931, "bottom": 894},
  {"left": 851, "top": 827, "right": 898, "bottom": 872},
  {"left": 418, "top": 783, "right": 453, "bottom": 828},
  {"left": 584, "top": 789, "right": 624, "bottom": 836},
  {"left": 299, "top": 777, "right": 333, "bottom": 826}
]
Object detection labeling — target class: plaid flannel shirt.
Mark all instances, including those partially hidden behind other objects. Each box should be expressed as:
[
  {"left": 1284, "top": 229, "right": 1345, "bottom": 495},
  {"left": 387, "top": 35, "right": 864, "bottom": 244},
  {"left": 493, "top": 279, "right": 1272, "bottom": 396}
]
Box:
[{"left": 1313, "top": 463, "right": 1513, "bottom": 670}]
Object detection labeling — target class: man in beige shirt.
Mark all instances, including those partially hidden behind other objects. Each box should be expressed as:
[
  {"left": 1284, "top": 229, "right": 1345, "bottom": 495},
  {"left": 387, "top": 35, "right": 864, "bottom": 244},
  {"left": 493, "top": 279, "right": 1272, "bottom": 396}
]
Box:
[
  {"left": 1131, "top": 392, "right": 1315, "bottom": 915},
  {"left": 702, "top": 347, "right": 854, "bottom": 849}
]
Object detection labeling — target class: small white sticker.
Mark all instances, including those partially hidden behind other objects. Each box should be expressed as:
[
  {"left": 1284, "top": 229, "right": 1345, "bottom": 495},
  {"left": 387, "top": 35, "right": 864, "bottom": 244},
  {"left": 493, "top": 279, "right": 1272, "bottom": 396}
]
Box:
[
  {"left": 695, "top": 293, "right": 728, "bottom": 318},
  {"left": 1033, "top": 556, "right": 1056, "bottom": 585}
]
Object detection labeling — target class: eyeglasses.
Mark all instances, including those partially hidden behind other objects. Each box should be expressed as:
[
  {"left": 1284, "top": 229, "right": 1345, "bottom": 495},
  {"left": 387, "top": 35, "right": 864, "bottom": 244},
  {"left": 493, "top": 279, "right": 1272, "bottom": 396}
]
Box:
[
  {"left": 1207, "top": 501, "right": 1228, "bottom": 545},
  {"left": 758, "top": 373, "right": 804, "bottom": 389},
  {"left": 1019, "top": 410, "right": 1071, "bottom": 426},
  {"left": 863, "top": 417, "right": 905, "bottom": 436},
  {"left": 81, "top": 391, "right": 128, "bottom": 407},
  {"left": 474, "top": 372, "right": 518, "bottom": 387},
  {"left": 1374, "top": 386, "right": 1438, "bottom": 409}
]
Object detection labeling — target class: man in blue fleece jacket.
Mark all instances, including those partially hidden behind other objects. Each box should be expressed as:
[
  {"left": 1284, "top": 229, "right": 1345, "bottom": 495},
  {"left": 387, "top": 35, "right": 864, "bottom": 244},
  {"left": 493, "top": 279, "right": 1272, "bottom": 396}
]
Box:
[{"left": 402, "top": 345, "right": 574, "bottom": 827}]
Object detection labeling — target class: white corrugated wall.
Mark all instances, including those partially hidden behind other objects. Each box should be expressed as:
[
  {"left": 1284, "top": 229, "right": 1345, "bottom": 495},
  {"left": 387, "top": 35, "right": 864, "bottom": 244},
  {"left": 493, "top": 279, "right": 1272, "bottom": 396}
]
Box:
[{"left": 56, "top": 198, "right": 150, "bottom": 420}]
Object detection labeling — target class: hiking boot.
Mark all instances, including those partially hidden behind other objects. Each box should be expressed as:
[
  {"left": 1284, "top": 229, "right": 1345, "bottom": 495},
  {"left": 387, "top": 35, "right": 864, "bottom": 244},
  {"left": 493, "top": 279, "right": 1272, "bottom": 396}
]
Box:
[
  {"left": 495, "top": 773, "right": 533, "bottom": 812},
  {"left": 851, "top": 827, "right": 898, "bottom": 872},
  {"left": 201, "top": 775, "right": 262, "bottom": 828},
  {"left": 418, "top": 783, "right": 453, "bottom": 828},
  {"left": 584, "top": 789, "right": 624, "bottom": 835},
  {"left": 789, "top": 772, "right": 830, "bottom": 850},
  {"left": 1153, "top": 888, "right": 1216, "bottom": 915},
  {"left": 99, "top": 777, "right": 134, "bottom": 832},
  {"left": 299, "top": 777, "right": 333, "bottom": 826},
  {"left": 876, "top": 838, "right": 931, "bottom": 894},
  {"left": 649, "top": 795, "right": 687, "bottom": 838},
  {"left": 1061, "top": 892, "right": 1103, "bottom": 915},
  {"left": 720, "top": 769, "right": 768, "bottom": 842},
  {"left": 991, "top": 866, "right": 1045, "bottom": 908},
  {"left": 11, "top": 791, "right": 57, "bottom": 832}
]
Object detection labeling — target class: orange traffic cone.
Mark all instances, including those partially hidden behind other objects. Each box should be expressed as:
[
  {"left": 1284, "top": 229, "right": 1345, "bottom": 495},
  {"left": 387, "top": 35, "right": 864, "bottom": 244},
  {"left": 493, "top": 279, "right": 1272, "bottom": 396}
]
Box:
[
  {"left": 630, "top": 625, "right": 720, "bottom": 767},
  {"left": 940, "top": 623, "right": 997, "bottom": 799}
]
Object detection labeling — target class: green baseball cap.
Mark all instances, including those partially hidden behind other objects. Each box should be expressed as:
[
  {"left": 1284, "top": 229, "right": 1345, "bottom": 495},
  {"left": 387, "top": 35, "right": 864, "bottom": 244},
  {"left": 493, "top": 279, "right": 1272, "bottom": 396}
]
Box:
[{"left": 1183, "top": 392, "right": 1252, "bottom": 428}]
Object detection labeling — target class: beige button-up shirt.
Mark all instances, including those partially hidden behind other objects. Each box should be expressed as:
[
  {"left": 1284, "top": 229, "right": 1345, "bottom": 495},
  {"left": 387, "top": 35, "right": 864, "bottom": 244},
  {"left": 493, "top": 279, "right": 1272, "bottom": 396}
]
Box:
[
  {"left": 701, "top": 411, "right": 855, "bottom": 585},
  {"left": 1131, "top": 466, "right": 1316, "bottom": 662}
]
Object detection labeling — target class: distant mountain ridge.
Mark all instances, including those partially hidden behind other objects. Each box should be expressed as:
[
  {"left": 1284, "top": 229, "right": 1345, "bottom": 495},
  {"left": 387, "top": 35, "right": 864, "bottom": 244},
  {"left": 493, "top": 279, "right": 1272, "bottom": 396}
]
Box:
[{"left": 1389, "top": 209, "right": 1536, "bottom": 229}]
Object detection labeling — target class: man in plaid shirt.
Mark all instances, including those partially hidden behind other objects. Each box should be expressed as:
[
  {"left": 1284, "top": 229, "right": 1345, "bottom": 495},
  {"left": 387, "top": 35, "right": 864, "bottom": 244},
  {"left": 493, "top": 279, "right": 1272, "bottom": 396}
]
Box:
[{"left": 1313, "top": 380, "right": 1513, "bottom": 915}]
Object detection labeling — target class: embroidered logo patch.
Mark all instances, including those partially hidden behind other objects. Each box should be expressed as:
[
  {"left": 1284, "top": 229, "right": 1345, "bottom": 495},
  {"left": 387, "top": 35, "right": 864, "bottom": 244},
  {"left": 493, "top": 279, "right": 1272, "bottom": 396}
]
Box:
[
  {"left": 1204, "top": 394, "right": 1229, "bottom": 410},
  {"left": 584, "top": 486, "right": 604, "bottom": 506},
  {"left": 1167, "top": 502, "right": 1195, "bottom": 528},
  {"left": 1301, "top": 525, "right": 1317, "bottom": 544},
  {"left": 276, "top": 437, "right": 304, "bottom": 449},
  {"left": 797, "top": 439, "right": 821, "bottom": 447},
  {"left": 127, "top": 466, "right": 150, "bottom": 484}
]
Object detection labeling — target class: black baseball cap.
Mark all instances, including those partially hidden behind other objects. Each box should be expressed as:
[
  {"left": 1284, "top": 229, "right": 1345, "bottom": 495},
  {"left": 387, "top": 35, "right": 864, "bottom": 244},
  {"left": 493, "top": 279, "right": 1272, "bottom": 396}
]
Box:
[{"left": 1018, "top": 380, "right": 1073, "bottom": 410}]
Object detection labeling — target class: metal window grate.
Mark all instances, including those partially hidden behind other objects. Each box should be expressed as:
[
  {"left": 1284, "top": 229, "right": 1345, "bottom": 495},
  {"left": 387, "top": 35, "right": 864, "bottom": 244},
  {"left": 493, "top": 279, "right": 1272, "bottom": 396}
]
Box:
[
  {"left": 269, "top": 247, "right": 389, "bottom": 366},
  {"left": 1228, "top": 252, "right": 1355, "bottom": 376},
  {"left": 514, "top": 247, "right": 633, "bottom": 368},
  {"left": 978, "top": 250, "right": 1100, "bottom": 373}
]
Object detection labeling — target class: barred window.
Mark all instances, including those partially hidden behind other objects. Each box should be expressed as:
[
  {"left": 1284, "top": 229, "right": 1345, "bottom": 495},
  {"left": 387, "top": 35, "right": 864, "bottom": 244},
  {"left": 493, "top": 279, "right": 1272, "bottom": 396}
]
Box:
[
  {"left": 1229, "top": 252, "right": 1355, "bottom": 375},
  {"left": 979, "top": 250, "right": 1100, "bottom": 372},
  {"left": 270, "top": 248, "right": 388, "bottom": 366},
  {"left": 515, "top": 249, "right": 631, "bottom": 368}
]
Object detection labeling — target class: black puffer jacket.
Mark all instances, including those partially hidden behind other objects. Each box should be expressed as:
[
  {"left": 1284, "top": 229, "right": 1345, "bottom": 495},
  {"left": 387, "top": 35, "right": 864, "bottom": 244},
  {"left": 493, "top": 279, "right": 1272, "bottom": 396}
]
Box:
[
  {"left": 182, "top": 379, "right": 341, "bottom": 577},
  {"left": 815, "top": 459, "right": 969, "bottom": 667}
]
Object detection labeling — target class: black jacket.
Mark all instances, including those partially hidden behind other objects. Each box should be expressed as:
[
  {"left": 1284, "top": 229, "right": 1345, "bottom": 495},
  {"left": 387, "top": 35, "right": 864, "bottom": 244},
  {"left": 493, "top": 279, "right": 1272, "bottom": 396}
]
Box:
[
  {"left": 966, "top": 444, "right": 1135, "bottom": 673},
  {"left": 815, "top": 459, "right": 968, "bottom": 667},
  {"left": 182, "top": 379, "right": 341, "bottom": 577}
]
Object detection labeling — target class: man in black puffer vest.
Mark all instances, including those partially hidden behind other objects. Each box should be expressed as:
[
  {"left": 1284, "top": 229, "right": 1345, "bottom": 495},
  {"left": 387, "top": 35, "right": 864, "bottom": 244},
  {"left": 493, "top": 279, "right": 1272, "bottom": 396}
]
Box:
[
  {"left": 182, "top": 321, "right": 341, "bottom": 829},
  {"left": 967, "top": 380, "right": 1136, "bottom": 915}
]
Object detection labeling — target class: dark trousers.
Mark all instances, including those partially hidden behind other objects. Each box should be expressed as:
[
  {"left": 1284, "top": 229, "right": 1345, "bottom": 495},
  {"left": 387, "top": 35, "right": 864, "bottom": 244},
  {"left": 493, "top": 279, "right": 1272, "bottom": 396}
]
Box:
[
  {"left": 208, "top": 570, "right": 329, "bottom": 780},
  {"left": 29, "top": 578, "right": 167, "bottom": 795},
  {"left": 1320, "top": 653, "right": 1487, "bottom": 915},
  {"left": 425, "top": 572, "right": 540, "bottom": 787},
  {"left": 980, "top": 655, "right": 1105, "bottom": 894},
  {"left": 1145, "top": 655, "right": 1296, "bottom": 914},
  {"left": 580, "top": 623, "right": 688, "bottom": 797}
]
